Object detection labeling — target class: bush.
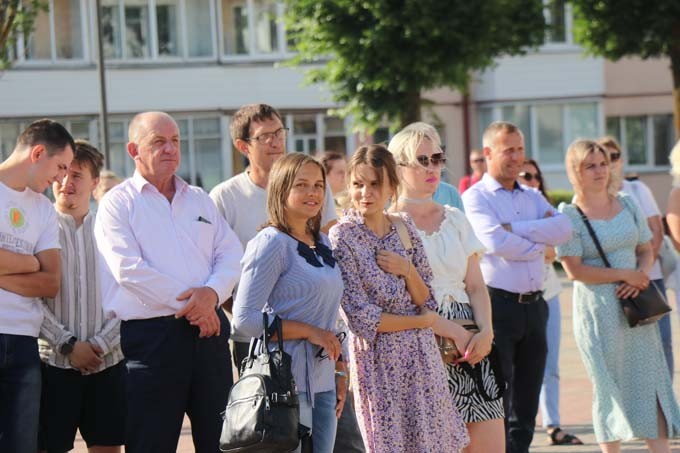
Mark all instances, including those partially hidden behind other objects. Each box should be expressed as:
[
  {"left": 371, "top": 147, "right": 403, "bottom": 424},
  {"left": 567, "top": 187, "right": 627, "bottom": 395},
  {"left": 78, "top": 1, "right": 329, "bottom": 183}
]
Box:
[{"left": 547, "top": 189, "right": 574, "bottom": 207}]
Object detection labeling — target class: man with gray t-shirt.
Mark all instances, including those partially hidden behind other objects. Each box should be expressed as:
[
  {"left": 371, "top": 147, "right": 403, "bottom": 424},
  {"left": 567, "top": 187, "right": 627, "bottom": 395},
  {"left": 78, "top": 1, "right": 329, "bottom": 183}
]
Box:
[{"left": 211, "top": 104, "right": 337, "bottom": 373}]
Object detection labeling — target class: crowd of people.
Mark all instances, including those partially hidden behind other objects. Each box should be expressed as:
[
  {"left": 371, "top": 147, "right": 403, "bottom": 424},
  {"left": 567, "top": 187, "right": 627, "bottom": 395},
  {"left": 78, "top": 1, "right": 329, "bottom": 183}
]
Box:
[{"left": 0, "top": 104, "right": 680, "bottom": 453}]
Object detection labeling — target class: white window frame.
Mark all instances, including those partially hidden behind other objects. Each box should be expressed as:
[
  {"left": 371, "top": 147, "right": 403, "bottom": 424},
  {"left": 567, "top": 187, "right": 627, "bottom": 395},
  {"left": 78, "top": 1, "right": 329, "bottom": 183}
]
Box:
[
  {"left": 99, "top": 0, "right": 217, "bottom": 64},
  {"left": 15, "top": 0, "right": 89, "bottom": 66},
  {"left": 217, "top": 0, "right": 292, "bottom": 62},
  {"left": 606, "top": 114, "right": 673, "bottom": 172},
  {"left": 477, "top": 99, "right": 604, "bottom": 170},
  {"left": 540, "top": 0, "right": 579, "bottom": 52}
]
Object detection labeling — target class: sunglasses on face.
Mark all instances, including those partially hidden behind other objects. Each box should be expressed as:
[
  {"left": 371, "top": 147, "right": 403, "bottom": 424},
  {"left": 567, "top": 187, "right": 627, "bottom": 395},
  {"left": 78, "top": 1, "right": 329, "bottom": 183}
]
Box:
[
  {"left": 316, "top": 331, "right": 347, "bottom": 361},
  {"left": 518, "top": 171, "right": 540, "bottom": 182},
  {"left": 414, "top": 152, "right": 447, "bottom": 168},
  {"left": 471, "top": 158, "right": 485, "bottom": 164},
  {"left": 609, "top": 152, "right": 621, "bottom": 162}
]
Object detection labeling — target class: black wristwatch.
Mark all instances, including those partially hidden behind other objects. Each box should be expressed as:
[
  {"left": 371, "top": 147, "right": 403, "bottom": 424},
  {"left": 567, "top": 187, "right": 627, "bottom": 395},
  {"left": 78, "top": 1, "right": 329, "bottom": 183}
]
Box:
[{"left": 59, "top": 336, "right": 77, "bottom": 356}]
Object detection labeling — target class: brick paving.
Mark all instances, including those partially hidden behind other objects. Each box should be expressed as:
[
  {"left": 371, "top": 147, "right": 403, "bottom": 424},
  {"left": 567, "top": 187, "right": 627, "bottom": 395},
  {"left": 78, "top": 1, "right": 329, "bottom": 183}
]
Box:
[{"left": 73, "top": 273, "right": 680, "bottom": 452}]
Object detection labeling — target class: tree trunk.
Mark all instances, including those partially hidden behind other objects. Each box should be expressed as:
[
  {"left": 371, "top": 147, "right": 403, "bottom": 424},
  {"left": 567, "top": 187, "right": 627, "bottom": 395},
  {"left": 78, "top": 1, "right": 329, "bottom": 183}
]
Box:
[{"left": 400, "top": 90, "right": 421, "bottom": 129}]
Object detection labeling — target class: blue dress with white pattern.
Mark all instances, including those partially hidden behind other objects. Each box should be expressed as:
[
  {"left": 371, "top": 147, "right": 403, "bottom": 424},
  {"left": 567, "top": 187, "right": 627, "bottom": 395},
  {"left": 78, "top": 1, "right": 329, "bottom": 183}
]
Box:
[{"left": 557, "top": 194, "right": 680, "bottom": 442}]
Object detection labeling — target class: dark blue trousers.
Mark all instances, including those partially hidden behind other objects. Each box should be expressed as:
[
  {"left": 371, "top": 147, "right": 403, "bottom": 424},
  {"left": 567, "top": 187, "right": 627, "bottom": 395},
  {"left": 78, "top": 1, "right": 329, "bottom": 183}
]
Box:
[
  {"left": 491, "top": 291, "right": 548, "bottom": 453},
  {"left": 121, "top": 309, "right": 232, "bottom": 453},
  {"left": 0, "top": 334, "right": 41, "bottom": 453}
]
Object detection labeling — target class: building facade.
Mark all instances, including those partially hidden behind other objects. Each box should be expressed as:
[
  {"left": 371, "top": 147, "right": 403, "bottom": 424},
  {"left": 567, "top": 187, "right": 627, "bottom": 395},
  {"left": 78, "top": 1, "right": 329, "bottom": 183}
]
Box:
[{"left": 0, "top": 0, "right": 675, "bottom": 207}]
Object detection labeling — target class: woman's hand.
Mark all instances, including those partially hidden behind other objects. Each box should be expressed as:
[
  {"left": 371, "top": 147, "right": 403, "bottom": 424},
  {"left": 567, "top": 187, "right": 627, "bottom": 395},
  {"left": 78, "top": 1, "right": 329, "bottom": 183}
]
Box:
[
  {"left": 458, "top": 329, "right": 493, "bottom": 366},
  {"left": 307, "top": 327, "right": 342, "bottom": 361},
  {"left": 621, "top": 269, "right": 649, "bottom": 290},
  {"left": 335, "top": 373, "right": 347, "bottom": 418},
  {"left": 418, "top": 307, "right": 440, "bottom": 329},
  {"left": 616, "top": 282, "right": 641, "bottom": 299},
  {"left": 375, "top": 250, "right": 410, "bottom": 277}
]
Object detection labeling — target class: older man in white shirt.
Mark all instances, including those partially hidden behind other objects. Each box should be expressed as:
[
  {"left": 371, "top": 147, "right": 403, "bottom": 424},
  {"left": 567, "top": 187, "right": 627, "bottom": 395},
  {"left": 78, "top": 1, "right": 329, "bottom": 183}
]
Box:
[{"left": 95, "top": 111, "right": 243, "bottom": 453}]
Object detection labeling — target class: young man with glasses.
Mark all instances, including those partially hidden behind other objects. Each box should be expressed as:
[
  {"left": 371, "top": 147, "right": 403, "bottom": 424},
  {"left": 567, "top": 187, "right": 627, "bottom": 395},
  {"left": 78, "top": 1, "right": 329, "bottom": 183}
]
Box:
[
  {"left": 458, "top": 149, "right": 486, "bottom": 194},
  {"left": 210, "top": 104, "right": 337, "bottom": 373}
]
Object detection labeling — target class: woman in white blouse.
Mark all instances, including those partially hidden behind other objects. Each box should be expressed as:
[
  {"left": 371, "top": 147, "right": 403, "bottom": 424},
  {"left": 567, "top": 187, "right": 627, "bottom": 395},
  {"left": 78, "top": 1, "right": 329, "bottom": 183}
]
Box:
[{"left": 388, "top": 123, "right": 505, "bottom": 453}]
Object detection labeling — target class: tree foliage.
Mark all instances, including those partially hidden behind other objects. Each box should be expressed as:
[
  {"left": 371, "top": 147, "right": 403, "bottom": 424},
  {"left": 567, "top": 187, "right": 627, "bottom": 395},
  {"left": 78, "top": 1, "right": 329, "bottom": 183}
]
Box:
[
  {"left": 570, "top": 0, "right": 680, "bottom": 137},
  {"left": 285, "top": 0, "right": 547, "bottom": 131},
  {"left": 0, "top": 0, "right": 48, "bottom": 68}
]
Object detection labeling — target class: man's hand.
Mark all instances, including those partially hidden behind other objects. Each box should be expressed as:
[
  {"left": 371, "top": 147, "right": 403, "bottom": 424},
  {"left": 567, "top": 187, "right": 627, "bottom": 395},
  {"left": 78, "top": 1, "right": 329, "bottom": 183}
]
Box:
[
  {"left": 69, "top": 341, "right": 104, "bottom": 373},
  {"left": 176, "top": 287, "right": 221, "bottom": 338}
]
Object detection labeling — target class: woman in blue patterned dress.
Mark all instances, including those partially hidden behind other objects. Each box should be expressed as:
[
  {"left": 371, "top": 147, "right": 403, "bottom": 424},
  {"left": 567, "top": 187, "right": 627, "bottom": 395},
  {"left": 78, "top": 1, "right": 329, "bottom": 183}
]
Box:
[
  {"left": 329, "top": 144, "right": 468, "bottom": 453},
  {"left": 233, "top": 153, "right": 345, "bottom": 453},
  {"left": 557, "top": 139, "right": 680, "bottom": 453}
]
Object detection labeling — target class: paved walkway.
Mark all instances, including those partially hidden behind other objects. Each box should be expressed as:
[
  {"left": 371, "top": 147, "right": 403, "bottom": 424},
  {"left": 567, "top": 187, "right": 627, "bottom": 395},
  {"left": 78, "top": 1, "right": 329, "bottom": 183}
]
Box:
[{"left": 74, "top": 274, "right": 680, "bottom": 452}]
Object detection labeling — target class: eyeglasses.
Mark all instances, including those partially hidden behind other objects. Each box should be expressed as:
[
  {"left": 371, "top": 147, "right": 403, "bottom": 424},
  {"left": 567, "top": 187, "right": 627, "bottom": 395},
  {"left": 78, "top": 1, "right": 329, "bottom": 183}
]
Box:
[
  {"left": 400, "top": 152, "right": 447, "bottom": 169},
  {"left": 246, "top": 127, "right": 288, "bottom": 144},
  {"left": 471, "top": 158, "right": 485, "bottom": 164},
  {"left": 609, "top": 152, "right": 621, "bottom": 162},
  {"left": 518, "top": 171, "right": 540, "bottom": 182},
  {"left": 316, "top": 331, "right": 346, "bottom": 361}
]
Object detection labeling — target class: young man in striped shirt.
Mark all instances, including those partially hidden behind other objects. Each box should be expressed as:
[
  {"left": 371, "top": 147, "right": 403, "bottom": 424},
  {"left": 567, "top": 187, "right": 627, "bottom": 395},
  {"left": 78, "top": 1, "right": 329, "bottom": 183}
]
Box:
[{"left": 39, "top": 140, "right": 125, "bottom": 453}]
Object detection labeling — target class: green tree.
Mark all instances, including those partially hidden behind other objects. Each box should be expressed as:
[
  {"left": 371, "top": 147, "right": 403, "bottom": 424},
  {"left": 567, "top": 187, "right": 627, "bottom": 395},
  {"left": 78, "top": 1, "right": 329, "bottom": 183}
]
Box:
[
  {"left": 570, "top": 0, "right": 680, "bottom": 138},
  {"left": 0, "top": 0, "right": 48, "bottom": 68},
  {"left": 285, "top": 0, "right": 547, "bottom": 131}
]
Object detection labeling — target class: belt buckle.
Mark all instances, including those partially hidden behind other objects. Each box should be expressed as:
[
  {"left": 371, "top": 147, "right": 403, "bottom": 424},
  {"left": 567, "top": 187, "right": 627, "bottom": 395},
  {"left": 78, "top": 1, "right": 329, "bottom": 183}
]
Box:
[{"left": 517, "top": 292, "right": 532, "bottom": 304}]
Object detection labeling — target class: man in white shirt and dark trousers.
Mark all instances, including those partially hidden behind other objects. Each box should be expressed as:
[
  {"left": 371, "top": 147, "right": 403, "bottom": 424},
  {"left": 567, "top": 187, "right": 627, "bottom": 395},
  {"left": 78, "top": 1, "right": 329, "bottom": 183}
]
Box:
[
  {"left": 39, "top": 140, "right": 125, "bottom": 453},
  {"left": 210, "top": 103, "right": 337, "bottom": 373},
  {"left": 95, "top": 111, "right": 243, "bottom": 453},
  {"left": 0, "top": 119, "right": 74, "bottom": 453}
]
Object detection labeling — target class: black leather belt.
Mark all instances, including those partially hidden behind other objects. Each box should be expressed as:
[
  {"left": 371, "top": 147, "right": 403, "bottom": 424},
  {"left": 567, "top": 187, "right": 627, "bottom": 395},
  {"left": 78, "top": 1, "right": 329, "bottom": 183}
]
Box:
[{"left": 487, "top": 286, "right": 544, "bottom": 304}]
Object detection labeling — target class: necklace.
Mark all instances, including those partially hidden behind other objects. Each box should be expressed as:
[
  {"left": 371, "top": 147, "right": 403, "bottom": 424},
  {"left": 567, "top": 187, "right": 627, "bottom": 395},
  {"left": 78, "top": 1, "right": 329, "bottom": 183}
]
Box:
[{"left": 398, "top": 195, "right": 432, "bottom": 205}]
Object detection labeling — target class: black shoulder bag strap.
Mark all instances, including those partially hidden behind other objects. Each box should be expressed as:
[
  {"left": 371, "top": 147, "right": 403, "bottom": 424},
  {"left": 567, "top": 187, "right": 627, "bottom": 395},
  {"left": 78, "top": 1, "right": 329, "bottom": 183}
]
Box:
[{"left": 574, "top": 205, "right": 612, "bottom": 268}]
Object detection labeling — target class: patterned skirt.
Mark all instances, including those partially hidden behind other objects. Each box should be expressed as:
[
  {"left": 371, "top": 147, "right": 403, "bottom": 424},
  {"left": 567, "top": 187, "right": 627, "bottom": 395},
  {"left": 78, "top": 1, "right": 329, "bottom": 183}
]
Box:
[{"left": 438, "top": 297, "right": 505, "bottom": 423}]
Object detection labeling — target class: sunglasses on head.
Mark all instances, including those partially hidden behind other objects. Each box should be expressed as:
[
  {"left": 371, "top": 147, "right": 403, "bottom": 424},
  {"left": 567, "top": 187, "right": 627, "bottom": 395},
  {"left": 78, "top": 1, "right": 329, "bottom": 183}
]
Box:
[
  {"left": 609, "top": 152, "right": 621, "bottom": 162},
  {"left": 519, "top": 171, "right": 540, "bottom": 182},
  {"left": 413, "top": 152, "right": 447, "bottom": 168}
]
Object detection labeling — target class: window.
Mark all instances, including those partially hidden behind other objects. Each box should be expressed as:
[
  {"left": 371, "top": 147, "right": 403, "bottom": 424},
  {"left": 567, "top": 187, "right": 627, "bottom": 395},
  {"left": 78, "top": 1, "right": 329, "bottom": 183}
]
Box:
[
  {"left": 22, "top": 0, "right": 85, "bottom": 61},
  {"left": 292, "top": 116, "right": 317, "bottom": 154},
  {"left": 0, "top": 123, "right": 21, "bottom": 161},
  {"left": 478, "top": 101, "right": 599, "bottom": 167},
  {"left": 108, "top": 115, "right": 224, "bottom": 190},
  {"left": 0, "top": 118, "right": 94, "bottom": 160},
  {"left": 323, "top": 117, "right": 347, "bottom": 154},
  {"left": 543, "top": 0, "right": 573, "bottom": 46},
  {"left": 221, "top": 0, "right": 286, "bottom": 57},
  {"left": 606, "top": 114, "right": 674, "bottom": 168},
  {"left": 501, "top": 105, "right": 532, "bottom": 157},
  {"left": 102, "top": 0, "right": 215, "bottom": 61}
]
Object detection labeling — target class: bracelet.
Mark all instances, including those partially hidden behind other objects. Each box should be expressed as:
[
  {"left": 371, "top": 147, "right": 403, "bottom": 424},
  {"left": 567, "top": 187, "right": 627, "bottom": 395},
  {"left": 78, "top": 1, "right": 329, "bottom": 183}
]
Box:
[{"left": 335, "top": 371, "right": 347, "bottom": 378}]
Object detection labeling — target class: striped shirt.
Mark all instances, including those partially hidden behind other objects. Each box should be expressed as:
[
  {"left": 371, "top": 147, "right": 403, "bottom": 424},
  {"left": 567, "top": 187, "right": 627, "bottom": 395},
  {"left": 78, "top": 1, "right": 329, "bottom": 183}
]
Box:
[
  {"left": 39, "top": 209, "right": 123, "bottom": 373},
  {"left": 233, "top": 227, "right": 343, "bottom": 402}
]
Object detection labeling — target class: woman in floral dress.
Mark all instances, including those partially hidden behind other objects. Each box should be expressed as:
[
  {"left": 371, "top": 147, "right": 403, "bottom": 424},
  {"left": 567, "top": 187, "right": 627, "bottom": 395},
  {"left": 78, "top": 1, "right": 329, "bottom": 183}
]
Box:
[{"left": 329, "top": 144, "right": 468, "bottom": 453}]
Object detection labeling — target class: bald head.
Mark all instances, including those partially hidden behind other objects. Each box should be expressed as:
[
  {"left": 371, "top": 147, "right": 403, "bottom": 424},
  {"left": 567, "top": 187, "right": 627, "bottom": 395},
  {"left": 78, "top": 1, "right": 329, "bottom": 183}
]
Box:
[{"left": 128, "top": 111, "right": 178, "bottom": 144}]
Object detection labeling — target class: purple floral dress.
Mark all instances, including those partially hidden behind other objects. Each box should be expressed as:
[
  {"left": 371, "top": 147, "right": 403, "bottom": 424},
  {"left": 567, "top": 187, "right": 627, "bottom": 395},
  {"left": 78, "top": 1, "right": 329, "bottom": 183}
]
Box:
[{"left": 329, "top": 210, "right": 468, "bottom": 453}]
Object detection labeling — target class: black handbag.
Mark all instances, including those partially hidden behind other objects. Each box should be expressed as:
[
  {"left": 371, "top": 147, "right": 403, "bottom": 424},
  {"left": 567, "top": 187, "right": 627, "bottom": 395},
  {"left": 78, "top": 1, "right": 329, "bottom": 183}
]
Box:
[
  {"left": 220, "top": 313, "right": 305, "bottom": 452},
  {"left": 575, "top": 205, "right": 671, "bottom": 328}
]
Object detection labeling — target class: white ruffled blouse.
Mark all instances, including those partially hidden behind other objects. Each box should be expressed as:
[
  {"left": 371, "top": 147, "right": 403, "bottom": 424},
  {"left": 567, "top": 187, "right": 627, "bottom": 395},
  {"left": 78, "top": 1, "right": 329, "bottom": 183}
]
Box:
[{"left": 415, "top": 206, "right": 485, "bottom": 304}]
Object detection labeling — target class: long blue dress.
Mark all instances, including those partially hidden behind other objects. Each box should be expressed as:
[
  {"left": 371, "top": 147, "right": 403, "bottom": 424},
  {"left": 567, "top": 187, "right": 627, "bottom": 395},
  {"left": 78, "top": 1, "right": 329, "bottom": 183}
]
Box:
[{"left": 557, "top": 194, "right": 680, "bottom": 442}]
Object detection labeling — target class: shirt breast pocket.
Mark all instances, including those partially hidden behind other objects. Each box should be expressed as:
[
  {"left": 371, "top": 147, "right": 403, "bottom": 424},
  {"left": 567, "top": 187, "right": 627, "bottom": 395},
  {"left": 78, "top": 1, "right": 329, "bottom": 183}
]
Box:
[{"left": 192, "top": 221, "right": 215, "bottom": 257}]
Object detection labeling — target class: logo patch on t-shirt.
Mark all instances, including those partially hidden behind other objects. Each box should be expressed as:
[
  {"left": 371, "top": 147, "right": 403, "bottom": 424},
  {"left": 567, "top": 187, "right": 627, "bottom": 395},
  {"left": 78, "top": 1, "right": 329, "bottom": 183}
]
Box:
[{"left": 9, "top": 207, "right": 25, "bottom": 229}]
